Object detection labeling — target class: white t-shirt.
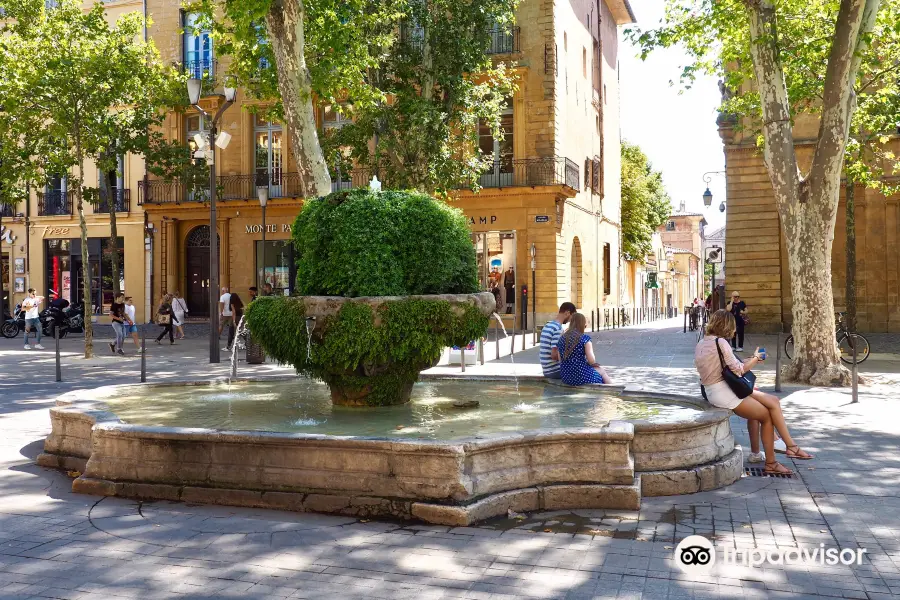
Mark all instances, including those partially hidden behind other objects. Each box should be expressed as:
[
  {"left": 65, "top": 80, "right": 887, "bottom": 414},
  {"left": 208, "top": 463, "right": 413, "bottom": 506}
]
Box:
[
  {"left": 22, "top": 296, "right": 42, "bottom": 319},
  {"left": 219, "top": 293, "right": 232, "bottom": 316},
  {"left": 124, "top": 304, "right": 136, "bottom": 324}
]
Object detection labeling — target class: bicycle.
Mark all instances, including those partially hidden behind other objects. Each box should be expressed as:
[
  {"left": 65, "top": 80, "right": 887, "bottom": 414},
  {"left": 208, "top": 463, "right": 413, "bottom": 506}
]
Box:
[{"left": 784, "top": 313, "right": 870, "bottom": 364}]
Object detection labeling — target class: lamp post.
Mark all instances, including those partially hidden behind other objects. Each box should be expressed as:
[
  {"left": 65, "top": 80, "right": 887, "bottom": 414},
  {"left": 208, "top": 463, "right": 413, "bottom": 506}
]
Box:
[
  {"left": 530, "top": 243, "right": 536, "bottom": 342},
  {"left": 188, "top": 78, "right": 236, "bottom": 364},
  {"left": 702, "top": 171, "right": 727, "bottom": 213},
  {"left": 256, "top": 184, "right": 269, "bottom": 290}
]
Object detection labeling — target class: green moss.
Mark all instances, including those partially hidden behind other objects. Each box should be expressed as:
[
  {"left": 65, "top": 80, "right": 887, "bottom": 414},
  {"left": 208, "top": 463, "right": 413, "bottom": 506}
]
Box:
[
  {"left": 245, "top": 295, "right": 489, "bottom": 406},
  {"left": 292, "top": 188, "right": 479, "bottom": 297}
]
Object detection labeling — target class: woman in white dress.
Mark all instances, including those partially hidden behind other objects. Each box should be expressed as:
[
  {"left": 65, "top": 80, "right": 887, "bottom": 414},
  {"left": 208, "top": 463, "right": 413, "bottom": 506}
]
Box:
[
  {"left": 171, "top": 291, "right": 188, "bottom": 339},
  {"left": 695, "top": 310, "right": 813, "bottom": 475}
]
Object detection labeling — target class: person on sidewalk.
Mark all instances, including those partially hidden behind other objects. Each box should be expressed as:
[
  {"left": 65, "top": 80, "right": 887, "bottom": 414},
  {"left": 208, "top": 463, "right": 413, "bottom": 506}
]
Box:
[
  {"left": 123, "top": 296, "right": 142, "bottom": 353},
  {"left": 171, "top": 291, "right": 188, "bottom": 340},
  {"left": 726, "top": 291, "right": 748, "bottom": 351},
  {"left": 248, "top": 287, "right": 258, "bottom": 302},
  {"left": 695, "top": 310, "right": 813, "bottom": 475},
  {"left": 539, "top": 302, "right": 577, "bottom": 379},
  {"left": 22, "top": 289, "right": 44, "bottom": 350},
  {"left": 155, "top": 294, "right": 175, "bottom": 345},
  {"left": 108, "top": 293, "right": 127, "bottom": 355},
  {"left": 556, "top": 313, "right": 613, "bottom": 385},
  {"left": 218, "top": 287, "right": 232, "bottom": 338},
  {"left": 747, "top": 422, "right": 788, "bottom": 463}
]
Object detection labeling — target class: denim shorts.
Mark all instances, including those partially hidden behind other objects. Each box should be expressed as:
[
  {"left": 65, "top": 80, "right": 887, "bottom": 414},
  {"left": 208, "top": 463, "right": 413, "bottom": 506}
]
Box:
[{"left": 127, "top": 324, "right": 138, "bottom": 334}]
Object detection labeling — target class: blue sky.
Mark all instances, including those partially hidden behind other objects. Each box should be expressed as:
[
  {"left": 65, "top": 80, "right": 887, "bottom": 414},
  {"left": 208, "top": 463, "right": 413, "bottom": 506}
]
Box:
[{"left": 618, "top": 0, "right": 727, "bottom": 230}]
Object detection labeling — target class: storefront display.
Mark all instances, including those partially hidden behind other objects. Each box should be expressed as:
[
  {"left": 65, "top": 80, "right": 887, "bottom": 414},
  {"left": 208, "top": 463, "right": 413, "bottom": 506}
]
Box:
[
  {"left": 256, "top": 240, "right": 296, "bottom": 296},
  {"left": 45, "top": 237, "right": 124, "bottom": 314}
]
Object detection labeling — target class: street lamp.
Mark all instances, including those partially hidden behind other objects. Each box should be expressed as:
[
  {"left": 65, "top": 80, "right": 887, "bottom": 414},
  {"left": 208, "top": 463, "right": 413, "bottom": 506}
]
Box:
[
  {"left": 701, "top": 171, "right": 726, "bottom": 210},
  {"left": 256, "top": 184, "right": 269, "bottom": 290},
  {"left": 530, "top": 243, "right": 536, "bottom": 342},
  {"left": 188, "top": 77, "right": 236, "bottom": 364}
]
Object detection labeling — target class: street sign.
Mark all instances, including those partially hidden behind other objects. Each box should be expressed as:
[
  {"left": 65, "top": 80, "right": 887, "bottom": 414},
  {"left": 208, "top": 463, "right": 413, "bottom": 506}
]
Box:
[
  {"left": 534, "top": 215, "right": 550, "bottom": 223},
  {"left": 705, "top": 246, "right": 722, "bottom": 263}
]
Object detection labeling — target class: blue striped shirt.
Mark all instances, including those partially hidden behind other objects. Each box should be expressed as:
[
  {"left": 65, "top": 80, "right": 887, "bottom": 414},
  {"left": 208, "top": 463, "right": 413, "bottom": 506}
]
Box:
[{"left": 540, "top": 320, "right": 564, "bottom": 375}]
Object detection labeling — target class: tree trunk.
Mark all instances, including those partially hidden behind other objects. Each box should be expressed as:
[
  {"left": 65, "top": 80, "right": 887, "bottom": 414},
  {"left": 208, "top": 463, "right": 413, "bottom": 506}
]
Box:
[
  {"left": 845, "top": 179, "right": 857, "bottom": 332},
  {"left": 74, "top": 129, "right": 93, "bottom": 358},
  {"left": 745, "top": 0, "right": 877, "bottom": 385},
  {"left": 265, "top": 0, "right": 332, "bottom": 197}
]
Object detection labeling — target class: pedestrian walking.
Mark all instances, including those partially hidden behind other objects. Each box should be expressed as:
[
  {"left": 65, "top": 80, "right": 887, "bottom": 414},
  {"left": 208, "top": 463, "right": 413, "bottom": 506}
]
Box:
[
  {"left": 22, "top": 289, "right": 44, "bottom": 350},
  {"left": 124, "top": 296, "right": 142, "bottom": 352},
  {"left": 155, "top": 294, "right": 175, "bottom": 345},
  {"left": 108, "top": 293, "right": 127, "bottom": 355},
  {"left": 171, "top": 291, "right": 188, "bottom": 339},
  {"left": 726, "top": 291, "right": 748, "bottom": 351},
  {"left": 218, "top": 287, "right": 232, "bottom": 338}
]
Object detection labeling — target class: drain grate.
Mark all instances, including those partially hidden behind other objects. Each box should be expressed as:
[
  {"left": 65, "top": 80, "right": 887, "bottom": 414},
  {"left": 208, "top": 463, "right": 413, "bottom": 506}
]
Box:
[{"left": 744, "top": 466, "right": 792, "bottom": 479}]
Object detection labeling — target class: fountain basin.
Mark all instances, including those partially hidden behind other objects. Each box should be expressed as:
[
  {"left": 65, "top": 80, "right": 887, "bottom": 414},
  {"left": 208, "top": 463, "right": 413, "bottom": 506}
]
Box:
[{"left": 38, "top": 376, "right": 743, "bottom": 525}]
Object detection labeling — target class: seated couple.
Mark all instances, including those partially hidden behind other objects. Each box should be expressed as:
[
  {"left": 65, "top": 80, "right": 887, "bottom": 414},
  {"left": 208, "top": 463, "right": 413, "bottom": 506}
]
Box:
[
  {"left": 696, "top": 310, "right": 814, "bottom": 476},
  {"left": 540, "top": 303, "right": 613, "bottom": 386}
]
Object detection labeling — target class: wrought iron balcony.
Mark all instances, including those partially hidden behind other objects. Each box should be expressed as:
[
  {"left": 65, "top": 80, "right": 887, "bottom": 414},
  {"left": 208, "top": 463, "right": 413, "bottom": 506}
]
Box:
[
  {"left": 486, "top": 26, "right": 520, "bottom": 55},
  {"left": 91, "top": 189, "right": 131, "bottom": 214},
  {"left": 183, "top": 58, "right": 216, "bottom": 81},
  {"left": 474, "top": 157, "right": 580, "bottom": 190},
  {"left": 138, "top": 170, "right": 372, "bottom": 205},
  {"left": 38, "top": 191, "right": 73, "bottom": 216}
]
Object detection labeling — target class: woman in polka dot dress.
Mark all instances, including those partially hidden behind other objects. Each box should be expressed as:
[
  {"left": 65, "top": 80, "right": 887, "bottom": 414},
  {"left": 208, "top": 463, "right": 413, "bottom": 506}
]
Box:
[{"left": 556, "top": 313, "right": 612, "bottom": 385}]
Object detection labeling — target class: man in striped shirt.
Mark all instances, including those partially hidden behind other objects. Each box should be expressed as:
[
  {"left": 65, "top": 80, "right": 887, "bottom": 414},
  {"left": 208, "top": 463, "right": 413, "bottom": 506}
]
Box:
[{"left": 539, "top": 302, "right": 577, "bottom": 379}]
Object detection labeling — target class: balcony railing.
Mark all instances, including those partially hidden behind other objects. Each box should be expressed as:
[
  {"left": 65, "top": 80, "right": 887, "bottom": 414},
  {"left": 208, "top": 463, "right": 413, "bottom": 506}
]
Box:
[
  {"left": 91, "top": 189, "right": 131, "bottom": 213},
  {"left": 0, "top": 204, "right": 15, "bottom": 218},
  {"left": 38, "top": 191, "right": 72, "bottom": 216},
  {"left": 474, "top": 157, "right": 580, "bottom": 190},
  {"left": 486, "top": 26, "right": 520, "bottom": 55},
  {"left": 184, "top": 58, "right": 216, "bottom": 80},
  {"left": 138, "top": 170, "right": 373, "bottom": 205}
]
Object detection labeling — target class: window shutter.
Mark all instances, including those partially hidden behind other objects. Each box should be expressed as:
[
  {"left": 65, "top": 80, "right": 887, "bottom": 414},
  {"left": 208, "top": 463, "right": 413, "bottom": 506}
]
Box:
[
  {"left": 584, "top": 158, "right": 591, "bottom": 190},
  {"left": 591, "top": 157, "right": 600, "bottom": 193}
]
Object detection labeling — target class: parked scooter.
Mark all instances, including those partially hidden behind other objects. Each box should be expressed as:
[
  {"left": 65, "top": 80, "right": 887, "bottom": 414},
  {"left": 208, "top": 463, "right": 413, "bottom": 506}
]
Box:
[
  {"left": 41, "top": 299, "right": 85, "bottom": 338},
  {"left": 1, "top": 303, "right": 23, "bottom": 339}
]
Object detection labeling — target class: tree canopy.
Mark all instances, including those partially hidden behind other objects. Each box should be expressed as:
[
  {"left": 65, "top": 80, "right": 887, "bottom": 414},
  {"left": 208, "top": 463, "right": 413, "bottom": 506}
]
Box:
[{"left": 621, "top": 141, "right": 672, "bottom": 260}]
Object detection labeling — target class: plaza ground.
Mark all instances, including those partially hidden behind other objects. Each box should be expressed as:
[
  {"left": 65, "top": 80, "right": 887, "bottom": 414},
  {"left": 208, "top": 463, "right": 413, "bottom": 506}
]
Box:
[{"left": 0, "top": 319, "right": 899, "bottom": 599}]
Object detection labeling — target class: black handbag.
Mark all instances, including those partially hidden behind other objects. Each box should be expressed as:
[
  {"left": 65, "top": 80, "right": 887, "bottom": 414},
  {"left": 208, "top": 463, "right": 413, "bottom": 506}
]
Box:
[{"left": 715, "top": 337, "right": 756, "bottom": 399}]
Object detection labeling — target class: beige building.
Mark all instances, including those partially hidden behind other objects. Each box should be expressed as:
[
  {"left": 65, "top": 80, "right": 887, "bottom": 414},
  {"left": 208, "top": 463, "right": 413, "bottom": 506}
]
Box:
[
  {"left": 139, "top": 0, "right": 636, "bottom": 328},
  {"left": 720, "top": 105, "right": 900, "bottom": 332}
]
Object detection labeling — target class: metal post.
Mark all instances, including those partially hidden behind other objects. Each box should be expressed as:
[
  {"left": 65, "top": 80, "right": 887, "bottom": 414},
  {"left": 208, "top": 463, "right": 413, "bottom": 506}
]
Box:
[
  {"left": 209, "top": 124, "right": 220, "bottom": 364},
  {"left": 478, "top": 337, "right": 485, "bottom": 366},
  {"left": 851, "top": 342, "right": 859, "bottom": 403},
  {"left": 591, "top": 310, "right": 595, "bottom": 332},
  {"left": 55, "top": 325, "right": 61, "bottom": 382},
  {"left": 495, "top": 319, "right": 500, "bottom": 361},
  {"left": 774, "top": 333, "right": 781, "bottom": 392},
  {"left": 261, "top": 200, "right": 266, "bottom": 288},
  {"left": 531, "top": 264, "right": 536, "bottom": 344},
  {"left": 510, "top": 315, "right": 516, "bottom": 356},
  {"left": 140, "top": 324, "right": 146, "bottom": 383},
  {"left": 460, "top": 347, "right": 466, "bottom": 373},
  {"left": 683, "top": 308, "right": 687, "bottom": 333}
]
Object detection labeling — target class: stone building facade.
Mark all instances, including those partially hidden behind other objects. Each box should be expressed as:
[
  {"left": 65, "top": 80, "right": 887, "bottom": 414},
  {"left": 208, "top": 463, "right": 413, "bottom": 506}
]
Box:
[
  {"left": 138, "top": 0, "right": 636, "bottom": 328},
  {"left": 720, "top": 116, "right": 900, "bottom": 333}
]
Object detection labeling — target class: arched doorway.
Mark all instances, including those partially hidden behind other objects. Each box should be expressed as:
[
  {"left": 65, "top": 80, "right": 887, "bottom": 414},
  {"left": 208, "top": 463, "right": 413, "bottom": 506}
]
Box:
[
  {"left": 570, "top": 237, "right": 583, "bottom": 308},
  {"left": 184, "top": 225, "right": 219, "bottom": 317}
]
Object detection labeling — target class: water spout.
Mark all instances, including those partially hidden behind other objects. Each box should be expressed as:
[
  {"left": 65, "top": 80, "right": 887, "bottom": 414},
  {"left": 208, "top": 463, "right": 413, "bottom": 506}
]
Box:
[
  {"left": 491, "top": 312, "right": 519, "bottom": 395},
  {"left": 305, "top": 316, "right": 317, "bottom": 361}
]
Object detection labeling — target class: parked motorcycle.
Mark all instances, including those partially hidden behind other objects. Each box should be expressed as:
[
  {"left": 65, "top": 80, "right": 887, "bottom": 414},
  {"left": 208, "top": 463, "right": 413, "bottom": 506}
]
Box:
[
  {"left": 41, "top": 300, "right": 85, "bottom": 338},
  {"left": 1, "top": 303, "right": 23, "bottom": 339}
]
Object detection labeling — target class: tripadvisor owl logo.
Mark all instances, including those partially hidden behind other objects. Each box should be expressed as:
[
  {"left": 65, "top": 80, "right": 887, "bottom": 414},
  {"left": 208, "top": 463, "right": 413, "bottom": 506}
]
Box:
[{"left": 674, "top": 535, "right": 716, "bottom": 575}]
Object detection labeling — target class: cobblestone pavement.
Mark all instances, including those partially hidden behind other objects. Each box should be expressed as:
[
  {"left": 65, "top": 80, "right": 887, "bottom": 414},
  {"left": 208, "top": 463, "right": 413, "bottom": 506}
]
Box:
[{"left": 1, "top": 321, "right": 899, "bottom": 599}]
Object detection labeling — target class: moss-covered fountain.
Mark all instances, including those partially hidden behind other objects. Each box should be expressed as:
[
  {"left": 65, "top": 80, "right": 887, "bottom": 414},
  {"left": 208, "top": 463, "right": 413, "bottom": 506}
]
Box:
[
  {"left": 244, "top": 188, "right": 494, "bottom": 405},
  {"left": 37, "top": 189, "right": 743, "bottom": 525}
]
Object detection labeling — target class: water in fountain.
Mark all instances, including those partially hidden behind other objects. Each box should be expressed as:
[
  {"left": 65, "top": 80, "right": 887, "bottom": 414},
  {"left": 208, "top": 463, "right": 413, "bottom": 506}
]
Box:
[
  {"left": 304, "top": 316, "right": 316, "bottom": 361},
  {"left": 491, "top": 312, "right": 519, "bottom": 395}
]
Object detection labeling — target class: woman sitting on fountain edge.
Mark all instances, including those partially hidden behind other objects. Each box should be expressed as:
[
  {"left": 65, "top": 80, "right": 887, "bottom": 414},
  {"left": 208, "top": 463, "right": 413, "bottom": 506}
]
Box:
[
  {"left": 695, "top": 309, "right": 813, "bottom": 476},
  {"left": 556, "top": 313, "right": 612, "bottom": 386}
]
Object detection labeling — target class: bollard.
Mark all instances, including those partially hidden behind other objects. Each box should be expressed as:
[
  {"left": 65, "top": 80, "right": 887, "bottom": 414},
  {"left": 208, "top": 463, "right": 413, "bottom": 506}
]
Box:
[
  {"left": 683, "top": 309, "right": 688, "bottom": 333},
  {"left": 774, "top": 333, "right": 781, "bottom": 393},
  {"left": 851, "top": 342, "right": 859, "bottom": 403},
  {"left": 495, "top": 320, "right": 500, "bottom": 361},
  {"left": 55, "top": 326, "right": 61, "bottom": 382},
  {"left": 460, "top": 347, "right": 466, "bottom": 373},
  {"left": 591, "top": 310, "right": 595, "bottom": 332},
  {"left": 140, "top": 324, "right": 147, "bottom": 383},
  {"left": 478, "top": 337, "right": 485, "bottom": 366},
  {"left": 522, "top": 324, "right": 526, "bottom": 351},
  {"left": 510, "top": 316, "right": 516, "bottom": 356}
]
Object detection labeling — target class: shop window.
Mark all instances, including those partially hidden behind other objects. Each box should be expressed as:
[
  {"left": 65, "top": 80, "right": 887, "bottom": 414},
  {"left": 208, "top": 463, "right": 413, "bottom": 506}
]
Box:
[
  {"left": 45, "top": 237, "right": 123, "bottom": 314},
  {"left": 603, "top": 243, "right": 611, "bottom": 296},
  {"left": 471, "top": 231, "right": 517, "bottom": 314},
  {"left": 256, "top": 240, "right": 296, "bottom": 296},
  {"left": 1, "top": 253, "right": 8, "bottom": 308}
]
